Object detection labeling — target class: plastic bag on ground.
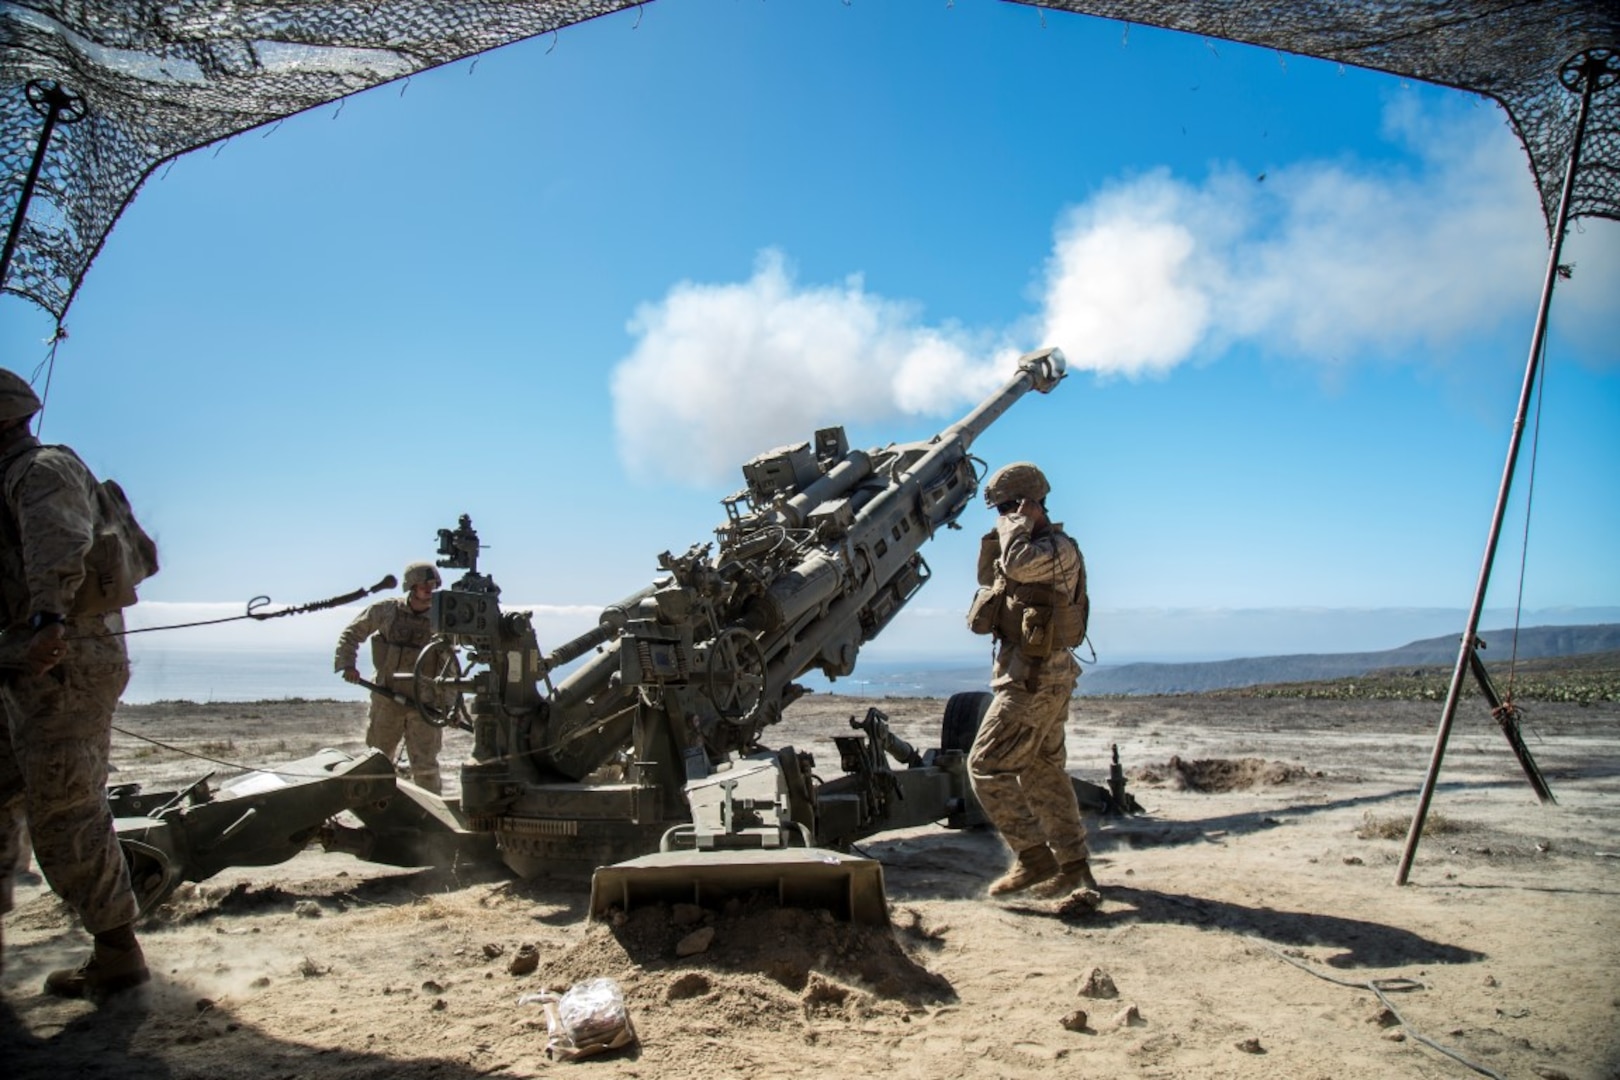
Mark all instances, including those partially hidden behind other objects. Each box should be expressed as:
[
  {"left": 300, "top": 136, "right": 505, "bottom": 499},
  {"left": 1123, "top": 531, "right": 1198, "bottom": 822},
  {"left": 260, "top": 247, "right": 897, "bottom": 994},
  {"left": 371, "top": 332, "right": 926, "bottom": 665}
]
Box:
[{"left": 519, "top": 977, "right": 637, "bottom": 1061}]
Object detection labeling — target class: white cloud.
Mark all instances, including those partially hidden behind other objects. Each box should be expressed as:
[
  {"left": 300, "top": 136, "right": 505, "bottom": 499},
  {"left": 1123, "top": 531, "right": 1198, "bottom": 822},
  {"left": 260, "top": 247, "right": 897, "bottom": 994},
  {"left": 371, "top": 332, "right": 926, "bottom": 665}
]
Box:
[
  {"left": 611, "top": 251, "right": 1011, "bottom": 484},
  {"left": 1038, "top": 100, "right": 1558, "bottom": 373},
  {"left": 613, "top": 97, "right": 1611, "bottom": 482}
]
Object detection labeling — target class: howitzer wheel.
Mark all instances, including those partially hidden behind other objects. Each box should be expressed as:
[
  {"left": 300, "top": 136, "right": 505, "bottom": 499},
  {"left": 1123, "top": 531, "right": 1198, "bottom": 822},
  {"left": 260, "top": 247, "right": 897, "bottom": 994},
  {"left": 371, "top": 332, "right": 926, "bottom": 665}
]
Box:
[
  {"left": 705, "top": 628, "right": 768, "bottom": 724},
  {"left": 941, "top": 691, "right": 993, "bottom": 830},
  {"left": 942, "top": 691, "right": 993, "bottom": 753},
  {"left": 413, "top": 638, "right": 471, "bottom": 729}
]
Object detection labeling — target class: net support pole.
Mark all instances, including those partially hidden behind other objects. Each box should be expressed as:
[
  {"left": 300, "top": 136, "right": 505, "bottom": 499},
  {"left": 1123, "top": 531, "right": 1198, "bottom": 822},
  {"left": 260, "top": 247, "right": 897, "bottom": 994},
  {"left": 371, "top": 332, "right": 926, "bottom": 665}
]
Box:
[
  {"left": 1, "top": 80, "right": 88, "bottom": 294},
  {"left": 1394, "top": 49, "right": 1615, "bottom": 886}
]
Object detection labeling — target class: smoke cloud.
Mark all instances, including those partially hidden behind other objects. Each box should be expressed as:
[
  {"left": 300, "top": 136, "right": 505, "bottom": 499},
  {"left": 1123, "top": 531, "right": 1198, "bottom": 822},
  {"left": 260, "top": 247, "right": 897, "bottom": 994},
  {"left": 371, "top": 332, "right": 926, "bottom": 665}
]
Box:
[
  {"left": 1039, "top": 100, "right": 1555, "bottom": 373},
  {"left": 610, "top": 251, "right": 1012, "bottom": 483},
  {"left": 613, "top": 99, "right": 1612, "bottom": 483}
]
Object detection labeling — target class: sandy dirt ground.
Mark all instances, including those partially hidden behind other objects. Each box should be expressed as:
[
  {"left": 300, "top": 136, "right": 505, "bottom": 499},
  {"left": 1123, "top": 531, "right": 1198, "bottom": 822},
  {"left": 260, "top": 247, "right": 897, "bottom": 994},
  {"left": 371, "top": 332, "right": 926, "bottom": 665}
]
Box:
[{"left": 3, "top": 691, "right": 1618, "bottom": 1080}]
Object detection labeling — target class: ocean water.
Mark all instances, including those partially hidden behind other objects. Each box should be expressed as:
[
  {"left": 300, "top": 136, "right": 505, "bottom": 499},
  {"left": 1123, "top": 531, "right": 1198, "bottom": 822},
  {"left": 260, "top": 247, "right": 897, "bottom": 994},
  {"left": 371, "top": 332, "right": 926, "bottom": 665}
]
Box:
[
  {"left": 120, "top": 645, "right": 987, "bottom": 704},
  {"left": 124, "top": 646, "right": 371, "bottom": 704}
]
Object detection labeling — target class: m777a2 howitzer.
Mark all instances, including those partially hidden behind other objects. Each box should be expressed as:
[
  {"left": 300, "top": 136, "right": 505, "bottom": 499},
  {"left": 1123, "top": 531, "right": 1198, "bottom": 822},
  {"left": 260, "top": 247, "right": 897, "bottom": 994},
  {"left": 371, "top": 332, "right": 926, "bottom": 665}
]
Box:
[{"left": 110, "top": 347, "right": 1130, "bottom": 923}]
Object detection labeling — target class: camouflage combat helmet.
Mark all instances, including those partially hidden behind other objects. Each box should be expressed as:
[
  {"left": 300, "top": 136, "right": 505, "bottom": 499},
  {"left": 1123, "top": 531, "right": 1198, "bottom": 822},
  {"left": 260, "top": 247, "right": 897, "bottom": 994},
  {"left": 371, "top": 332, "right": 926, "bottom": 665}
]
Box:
[
  {"left": 983, "top": 461, "right": 1050, "bottom": 507},
  {"left": 0, "top": 368, "right": 43, "bottom": 424},
  {"left": 402, "top": 561, "right": 442, "bottom": 590}
]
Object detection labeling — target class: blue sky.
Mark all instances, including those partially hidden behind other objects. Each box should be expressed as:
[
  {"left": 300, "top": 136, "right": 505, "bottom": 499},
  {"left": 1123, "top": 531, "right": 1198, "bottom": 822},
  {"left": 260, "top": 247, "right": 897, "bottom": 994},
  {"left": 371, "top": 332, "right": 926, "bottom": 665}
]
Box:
[{"left": 3, "top": 1, "right": 1616, "bottom": 688}]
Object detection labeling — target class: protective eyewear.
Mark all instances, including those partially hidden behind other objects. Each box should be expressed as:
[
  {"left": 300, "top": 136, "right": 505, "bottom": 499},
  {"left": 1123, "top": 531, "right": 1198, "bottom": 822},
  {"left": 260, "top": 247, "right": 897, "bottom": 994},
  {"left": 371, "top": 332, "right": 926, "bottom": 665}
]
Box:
[{"left": 995, "top": 500, "right": 1021, "bottom": 516}]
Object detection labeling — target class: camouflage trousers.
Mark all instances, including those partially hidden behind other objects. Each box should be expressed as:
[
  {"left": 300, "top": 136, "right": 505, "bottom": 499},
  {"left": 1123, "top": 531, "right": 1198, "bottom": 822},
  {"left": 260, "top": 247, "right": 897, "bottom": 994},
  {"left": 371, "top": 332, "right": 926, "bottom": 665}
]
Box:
[
  {"left": 0, "top": 624, "right": 137, "bottom": 932},
  {"left": 968, "top": 667, "right": 1089, "bottom": 866},
  {"left": 366, "top": 696, "right": 443, "bottom": 794}
]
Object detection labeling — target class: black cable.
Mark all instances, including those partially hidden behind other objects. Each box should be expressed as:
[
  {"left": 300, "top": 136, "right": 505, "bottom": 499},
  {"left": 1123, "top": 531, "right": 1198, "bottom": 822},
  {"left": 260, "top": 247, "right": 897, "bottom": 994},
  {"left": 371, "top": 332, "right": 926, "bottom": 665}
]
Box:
[
  {"left": 110, "top": 724, "right": 350, "bottom": 780},
  {"left": 27, "top": 328, "right": 63, "bottom": 438},
  {"left": 72, "top": 574, "right": 398, "bottom": 641},
  {"left": 1256, "top": 938, "right": 1506, "bottom": 1080},
  {"left": 1505, "top": 332, "right": 1552, "bottom": 705}
]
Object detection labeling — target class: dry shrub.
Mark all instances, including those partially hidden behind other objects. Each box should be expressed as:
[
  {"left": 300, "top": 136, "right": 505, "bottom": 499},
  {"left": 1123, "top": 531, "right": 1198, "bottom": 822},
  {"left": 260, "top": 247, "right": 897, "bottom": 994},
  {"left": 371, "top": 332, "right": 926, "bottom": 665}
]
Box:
[{"left": 1356, "top": 811, "right": 1457, "bottom": 840}]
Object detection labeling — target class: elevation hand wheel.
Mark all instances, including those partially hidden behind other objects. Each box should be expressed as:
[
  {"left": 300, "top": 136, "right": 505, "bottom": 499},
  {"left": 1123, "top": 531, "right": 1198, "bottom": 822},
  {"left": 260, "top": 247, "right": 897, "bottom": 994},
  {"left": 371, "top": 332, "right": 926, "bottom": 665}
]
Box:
[
  {"left": 704, "top": 628, "right": 768, "bottom": 722},
  {"left": 413, "top": 637, "right": 471, "bottom": 730}
]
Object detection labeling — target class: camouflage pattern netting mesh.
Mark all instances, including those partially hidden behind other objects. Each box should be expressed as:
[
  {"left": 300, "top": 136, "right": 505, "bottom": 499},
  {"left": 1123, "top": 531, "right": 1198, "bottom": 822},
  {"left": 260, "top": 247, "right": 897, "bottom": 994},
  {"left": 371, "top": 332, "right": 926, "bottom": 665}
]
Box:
[
  {"left": 0, "top": 0, "right": 643, "bottom": 319},
  {"left": 1021, "top": 1, "right": 1619, "bottom": 227},
  {"left": 2, "top": 1, "right": 1617, "bottom": 321}
]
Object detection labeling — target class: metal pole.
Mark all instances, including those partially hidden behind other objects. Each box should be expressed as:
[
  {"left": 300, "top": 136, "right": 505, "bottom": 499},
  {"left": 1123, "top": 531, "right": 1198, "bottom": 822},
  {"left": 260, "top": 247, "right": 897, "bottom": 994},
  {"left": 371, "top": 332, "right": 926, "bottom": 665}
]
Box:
[
  {"left": 0, "top": 80, "right": 88, "bottom": 292},
  {"left": 1394, "top": 49, "right": 1615, "bottom": 886}
]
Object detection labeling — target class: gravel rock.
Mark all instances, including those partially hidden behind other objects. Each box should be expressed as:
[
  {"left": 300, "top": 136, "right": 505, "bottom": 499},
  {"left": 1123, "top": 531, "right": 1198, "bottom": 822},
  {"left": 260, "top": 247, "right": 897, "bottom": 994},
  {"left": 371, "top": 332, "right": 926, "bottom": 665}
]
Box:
[
  {"left": 675, "top": 926, "right": 716, "bottom": 958},
  {"left": 507, "top": 943, "right": 540, "bottom": 976},
  {"left": 1077, "top": 967, "right": 1118, "bottom": 999}
]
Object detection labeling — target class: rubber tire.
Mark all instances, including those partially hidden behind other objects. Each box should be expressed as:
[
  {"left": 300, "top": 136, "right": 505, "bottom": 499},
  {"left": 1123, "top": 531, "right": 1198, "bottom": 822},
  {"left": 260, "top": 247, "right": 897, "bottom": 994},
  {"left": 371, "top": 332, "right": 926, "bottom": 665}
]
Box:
[
  {"left": 941, "top": 690, "right": 993, "bottom": 753},
  {"left": 940, "top": 691, "right": 993, "bottom": 830}
]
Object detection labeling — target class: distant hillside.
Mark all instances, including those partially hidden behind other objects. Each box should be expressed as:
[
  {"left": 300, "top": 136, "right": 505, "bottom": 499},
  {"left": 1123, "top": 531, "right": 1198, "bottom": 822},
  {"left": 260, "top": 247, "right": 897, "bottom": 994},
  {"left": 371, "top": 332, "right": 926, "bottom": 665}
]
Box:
[
  {"left": 1079, "top": 623, "right": 1620, "bottom": 696},
  {"left": 1210, "top": 648, "right": 1620, "bottom": 704}
]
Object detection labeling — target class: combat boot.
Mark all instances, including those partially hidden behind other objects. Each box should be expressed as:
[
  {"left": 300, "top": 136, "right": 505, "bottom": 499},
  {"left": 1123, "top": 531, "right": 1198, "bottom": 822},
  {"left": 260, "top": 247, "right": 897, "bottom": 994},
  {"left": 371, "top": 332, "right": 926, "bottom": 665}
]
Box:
[
  {"left": 988, "top": 845, "right": 1059, "bottom": 896},
  {"left": 45, "top": 926, "right": 149, "bottom": 1002},
  {"left": 1032, "top": 858, "right": 1100, "bottom": 899}
]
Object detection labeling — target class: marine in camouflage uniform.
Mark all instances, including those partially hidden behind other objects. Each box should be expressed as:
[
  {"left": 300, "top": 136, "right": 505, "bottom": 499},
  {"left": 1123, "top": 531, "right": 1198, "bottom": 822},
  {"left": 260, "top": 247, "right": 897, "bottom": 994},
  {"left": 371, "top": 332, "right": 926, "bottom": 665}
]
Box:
[
  {"left": 0, "top": 367, "right": 149, "bottom": 1000},
  {"left": 968, "top": 461, "right": 1099, "bottom": 899},
  {"left": 334, "top": 562, "right": 447, "bottom": 793}
]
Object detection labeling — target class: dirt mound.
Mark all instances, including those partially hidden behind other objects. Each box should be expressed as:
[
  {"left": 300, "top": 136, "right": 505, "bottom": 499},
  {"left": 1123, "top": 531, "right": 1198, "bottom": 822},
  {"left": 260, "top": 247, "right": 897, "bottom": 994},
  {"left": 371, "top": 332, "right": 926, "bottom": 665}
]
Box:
[
  {"left": 1134, "top": 755, "right": 1315, "bottom": 792},
  {"left": 532, "top": 897, "right": 954, "bottom": 1031}
]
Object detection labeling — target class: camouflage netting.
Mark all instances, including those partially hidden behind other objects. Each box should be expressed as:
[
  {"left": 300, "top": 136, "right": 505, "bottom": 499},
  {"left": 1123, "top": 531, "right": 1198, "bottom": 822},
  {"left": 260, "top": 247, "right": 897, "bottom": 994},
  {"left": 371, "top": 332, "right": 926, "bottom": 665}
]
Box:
[
  {"left": 1018, "top": 1, "right": 1619, "bottom": 229},
  {"left": 0, "top": 0, "right": 644, "bottom": 319},
  {"left": 2, "top": 0, "right": 1617, "bottom": 321}
]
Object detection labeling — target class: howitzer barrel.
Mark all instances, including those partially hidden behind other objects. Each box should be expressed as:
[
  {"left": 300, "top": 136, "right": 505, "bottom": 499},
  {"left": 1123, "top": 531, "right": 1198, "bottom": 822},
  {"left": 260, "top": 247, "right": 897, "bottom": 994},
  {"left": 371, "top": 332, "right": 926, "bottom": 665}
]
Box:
[
  {"left": 543, "top": 625, "right": 610, "bottom": 672},
  {"left": 941, "top": 346, "right": 1067, "bottom": 454},
  {"left": 844, "top": 347, "right": 1067, "bottom": 543},
  {"left": 754, "top": 346, "right": 1068, "bottom": 687},
  {"left": 542, "top": 581, "right": 666, "bottom": 671},
  {"left": 829, "top": 347, "right": 1068, "bottom": 561}
]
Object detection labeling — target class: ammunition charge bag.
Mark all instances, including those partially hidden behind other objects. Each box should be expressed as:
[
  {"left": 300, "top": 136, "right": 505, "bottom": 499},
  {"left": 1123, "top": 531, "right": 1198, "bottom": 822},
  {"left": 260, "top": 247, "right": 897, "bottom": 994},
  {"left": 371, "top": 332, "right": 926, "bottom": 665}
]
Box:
[{"left": 2, "top": 445, "right": 159, "bottom": 617}]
